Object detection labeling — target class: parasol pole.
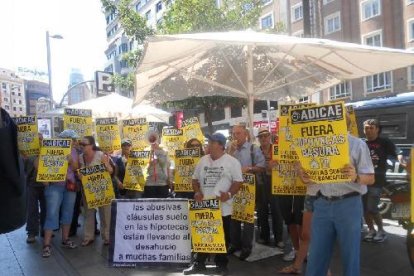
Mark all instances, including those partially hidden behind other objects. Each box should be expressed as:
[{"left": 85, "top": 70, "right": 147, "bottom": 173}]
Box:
[{"left": 246, "top": 45, "right": 255, "bottom": 141}]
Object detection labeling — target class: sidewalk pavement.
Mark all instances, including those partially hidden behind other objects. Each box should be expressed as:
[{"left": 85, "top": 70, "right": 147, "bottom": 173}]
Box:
[{"left": 0, "top": 219, "right": 413, "bottom": 276}]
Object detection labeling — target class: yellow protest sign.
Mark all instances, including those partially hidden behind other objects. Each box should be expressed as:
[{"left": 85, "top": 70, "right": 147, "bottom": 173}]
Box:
[
  {"left": 122, "top": 118, "right": 149, "bottom": 150},
  {"left": 95, "top": 117, "right": 121, "bottom": 153},
  {"left": 189, "top": 199, "right": 226, "bottom": 253},
  {"left": 79, "top": 163, "right": 115, "bottom": 208},
  {"left": 272, "top": 104, "right": 311, "bottom": 195},
  {"left": 14, "top": 115, "right": 40, "bottom": 156},
  {"left": 63, "top": 108, "right": 93, "bottom": 137},
  {"left": 162, "top": 128, "right": 184, "bottom": 158},
  {"left": 231, "top": 173, "right": 255, "bottom": 223},
  {"left": 181, "top": 117, "right": 204, "bottom": 143},
  {"left": 123, "top": 150, "right": 151, "bottom": 191},
  {"left": 36, "top": 139, "right": 72, "bottom": 182},
  {"left": 272, "top": 145, "right": 307, "bottom": 195},
  {"left": 289, "top": 102, "right": 350, "bottom": 184},
  {"left": 346, "top": 105, "right": 359, "bottom": 137},
  {"left": 174, "top": 148, "right": 201, "bottom": 192}
]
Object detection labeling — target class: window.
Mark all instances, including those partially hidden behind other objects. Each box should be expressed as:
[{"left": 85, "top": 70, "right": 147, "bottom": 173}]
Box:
[
  {"left": 262, "top": 0, "right": 272, "bottom": 6},
  {"left": 19, "top": 100, "right": 22, "bottom": 104},
  {"left": 145, "top": 10, "right": 152, "bottom": 21},
  {"left": 5, "top": 105, "right": 9, "bottom": 110},
  {"left": 19, "top": 107, "right": 22, "bottom": 111},
  {"left": 231, "top": 106, "right": 242, "bottom": 118},
  {"left": 18, "top": 93, "right": 21, "bottom": 96},
  {"left": 298, "top": 96, "right": 309, "bottom": 103},
  {"left": 409, "top": 65, "right": 414, "bottom": 85},
  {"left": 120, "top": 60, "right": 128, "bottom": 69},
  {"left": 291, "top": 3, "right": 303, "bottom": 22},
  {"left": 156, "top": 1, "right": 162, "bottom": 12},
  {"left": 2, "top": 83, "right": 7, "bottom": 89},
  {"left": 260, "top": 13, "right": 274, "bottom": 29},
  {"left": 361, "top": 0, "right": 381, "bottom": 21},
  {"left": 329, "top": 81, "right": 351, "bottom": 100},
  {"left": 136, "top": 1, "right": 142, "bottom": 11},
  {"left": 324, "top": 12, "right": 341, "bottom": 34},
  {"left": 363, "top": 30, "right": 382, "bottom": 47},
  {"left": 365, "top": 72, "right": 392, "bottom": 93},
  {"left": 211, "top": 108, "right": 225, "bottom": 121},
  {"left": 13, "top": 107, "right": 16, "bottom": 111},
  {"left": 119, "top": 43, "right": 128, "bottom": 54},
  {"left": 408, "top": 20, "right": 414, "bottom": 42}
]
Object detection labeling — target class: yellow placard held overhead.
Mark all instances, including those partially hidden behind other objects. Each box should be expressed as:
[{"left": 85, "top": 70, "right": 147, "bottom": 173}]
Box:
[
  {"left": 79, "top": 163, "right": 115, "bottom": 208},
  {"left": 345, "top": 105, "right": 359, "bottom": 137},
  {"left": 36, "top": 139, "right": 72, "bottom": 182},
  {"left": 289, "top": 102, "right": 350, "bottom": 184},
  {"left": 272, "top": 104, "right": 312, "bottom": 195},
  {"left": 232, "top": 174, "right": 256, "bottom": 224},
  {"left": 63, "top": 108, "right": 93, "bottom": 137},
  {"left": 95, "top": 117, "right": 121, "bottom": 153},
  {"left": 174, "top": 148, "right": 201, "bottom": 192},
  {"left": 122, "top": 118, "right": 149, "bottom": 150},
  {"left": 181, "top": 117, "right": 204, "bottom": 143},
  {"left": 162, "top": 128, "right": 184, "bottom": 158},
  {"left": 189, "top": 199, "right": 226, "bottom": 253},
  {"left": 14, "top": 115, "right": 40, "bottom": 156},
  {"left": 123, "top": 150, "right": 151, "bottom": 191}
]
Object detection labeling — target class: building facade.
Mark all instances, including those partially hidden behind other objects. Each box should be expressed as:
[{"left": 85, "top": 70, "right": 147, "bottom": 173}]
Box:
[
  {"left": 24, "top": 80, "right": 50, "bottom": 115},
  {"left": 0, "top": 68, "right": 26, "bottom": 117}
]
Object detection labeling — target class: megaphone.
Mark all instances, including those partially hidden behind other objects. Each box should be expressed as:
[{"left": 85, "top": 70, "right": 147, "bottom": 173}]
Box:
[{"left": 146, "top": 130, "right": 159, "bottom": 145}]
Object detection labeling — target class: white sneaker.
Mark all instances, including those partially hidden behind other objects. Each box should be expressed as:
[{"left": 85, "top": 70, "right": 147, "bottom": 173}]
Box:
[
  {"left": 373, "top": 230, "right": 387, "bottom": 243},
  {"left": 283, "top": 250, "right": 296, "bottom": 262},
  {"left": 363, "top": 229, "right": 376, "bottom": 241}
]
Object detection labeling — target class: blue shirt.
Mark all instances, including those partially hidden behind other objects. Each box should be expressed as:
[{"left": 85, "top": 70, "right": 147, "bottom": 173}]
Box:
[{"left": 233, "top": 142, "right": 266, "bottom": 168}]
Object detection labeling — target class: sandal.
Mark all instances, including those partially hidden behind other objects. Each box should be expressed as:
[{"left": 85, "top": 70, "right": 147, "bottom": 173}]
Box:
[
  {"left": 278, "top": 265, "right": 301, "bottom": 275},
  {"left": 42, "top": 245, "right": 52, "bottom": 258},
  {"left": 62, "top": 239, "right": 77, "bottom": 249},
  {"left": 81, "top": 239, "right": 94, "bottom": 247}
]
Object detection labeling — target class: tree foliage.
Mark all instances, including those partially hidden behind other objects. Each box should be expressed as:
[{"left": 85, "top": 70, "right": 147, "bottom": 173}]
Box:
[{"left": 100, "top": 0, "right": 263, "bottom": 132}]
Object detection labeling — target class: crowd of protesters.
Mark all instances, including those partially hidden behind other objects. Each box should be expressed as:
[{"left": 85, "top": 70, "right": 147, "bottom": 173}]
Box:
[{"left": 13, "top": 110, "right": 403, "bottom": 276}]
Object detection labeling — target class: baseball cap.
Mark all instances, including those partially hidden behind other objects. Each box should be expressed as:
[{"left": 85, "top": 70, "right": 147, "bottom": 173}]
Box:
[
  {"left": 58, "top": 129, "right": 79, "bottom": 139},
  {"left": 205, "top": 132, "right": 227, "bottom": 146},
  {"left": 121, "top": 138, "right": 132, "bottom": 146},
  {"left": 257, "top": 127, "right": 270, "bottom": 137}
]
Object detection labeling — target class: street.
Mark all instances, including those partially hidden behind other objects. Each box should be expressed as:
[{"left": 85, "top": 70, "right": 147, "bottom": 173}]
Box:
[{"left": 1, "top": 218, "right": 412, "bottom": 276}]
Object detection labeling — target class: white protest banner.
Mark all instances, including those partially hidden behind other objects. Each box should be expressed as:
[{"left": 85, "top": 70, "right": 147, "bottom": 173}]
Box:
[{"left": 109, "top": 199, "right": 191, "bottom": 267}]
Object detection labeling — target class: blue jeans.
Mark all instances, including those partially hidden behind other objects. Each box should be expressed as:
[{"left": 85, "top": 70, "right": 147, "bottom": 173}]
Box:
[
  {"left": 44, "top": 184, "right": 76, "bottom": 230},
  {"left": 306, "top": 195, "right": 362, "bottom": 276}
]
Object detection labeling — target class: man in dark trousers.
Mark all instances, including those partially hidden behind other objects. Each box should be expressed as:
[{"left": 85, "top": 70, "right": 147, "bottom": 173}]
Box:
[
  {"left": 363, "top": 119, "right": 397, "bottom": 243},
  {"left": 0, "top": 96, "right": 26, "bottom": 234}
]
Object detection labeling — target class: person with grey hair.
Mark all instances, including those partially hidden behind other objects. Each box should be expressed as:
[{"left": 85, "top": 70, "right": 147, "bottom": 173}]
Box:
[{"left": 362, "top": 118, "right": 397, "bottom": 243}]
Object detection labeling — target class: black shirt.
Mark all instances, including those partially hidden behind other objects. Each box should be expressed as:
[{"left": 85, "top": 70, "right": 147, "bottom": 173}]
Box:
[{"left": 365, "top": 137, "right": 397, "bottom": 187}]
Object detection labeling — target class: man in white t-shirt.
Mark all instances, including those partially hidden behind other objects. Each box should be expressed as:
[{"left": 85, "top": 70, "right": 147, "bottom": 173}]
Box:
[{"left": 183, "top": 133, "right": 243, "bottom": 276}]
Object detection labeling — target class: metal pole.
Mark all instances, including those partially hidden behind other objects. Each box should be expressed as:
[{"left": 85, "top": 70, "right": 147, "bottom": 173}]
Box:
[{"left": 46, "top": 31, "right": 54, "bottom": 107}]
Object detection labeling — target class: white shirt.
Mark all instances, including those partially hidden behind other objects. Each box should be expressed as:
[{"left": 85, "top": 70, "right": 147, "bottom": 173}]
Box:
[{"left": 193, "top": 153, "right": 243, "bottom": 216}]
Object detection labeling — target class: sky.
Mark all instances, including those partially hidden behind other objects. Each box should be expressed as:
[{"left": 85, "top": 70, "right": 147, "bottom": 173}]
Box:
[{"left": 0, "top": 0, "right": 108, "bottom": 103}]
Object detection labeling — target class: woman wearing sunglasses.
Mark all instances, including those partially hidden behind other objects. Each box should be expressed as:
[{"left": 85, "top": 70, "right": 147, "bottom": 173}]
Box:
[{"left": 78, "top": 136, "right": 113, "bottom": 247}]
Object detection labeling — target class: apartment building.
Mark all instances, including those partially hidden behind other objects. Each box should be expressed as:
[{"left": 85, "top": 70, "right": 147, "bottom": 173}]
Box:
[
  {"left": 285, "top": 0, "right": 414, "bottom": 103},
  {"left": 24, "top": 80, "right": 50, "bottom": 115},
  {"left": 0, "top": 68, "right": 26, "bottom": 117}
]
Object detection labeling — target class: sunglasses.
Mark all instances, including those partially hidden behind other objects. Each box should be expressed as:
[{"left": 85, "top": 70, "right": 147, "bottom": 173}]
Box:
[{"left": 80, "top": 142, "right": 91, "bottom": 146}]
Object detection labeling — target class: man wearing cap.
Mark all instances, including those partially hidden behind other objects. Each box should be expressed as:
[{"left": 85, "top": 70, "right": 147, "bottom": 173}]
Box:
[
  {"left": 256, "top": 127, "right": 284, "bottom": 248},
  {"left": 183, "top": 132, "right": 243, "bottom": 275},
  {"left": 362, "top": 119, "right": 397, "bottom": 243},
  {"left": 227, "top": 124, "right": 266, "bottom": 260}
]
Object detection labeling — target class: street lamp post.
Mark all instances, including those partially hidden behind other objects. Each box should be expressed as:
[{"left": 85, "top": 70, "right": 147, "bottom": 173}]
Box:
[{"left": 46, "top": 31, "right": 63, "bottom": 108}]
